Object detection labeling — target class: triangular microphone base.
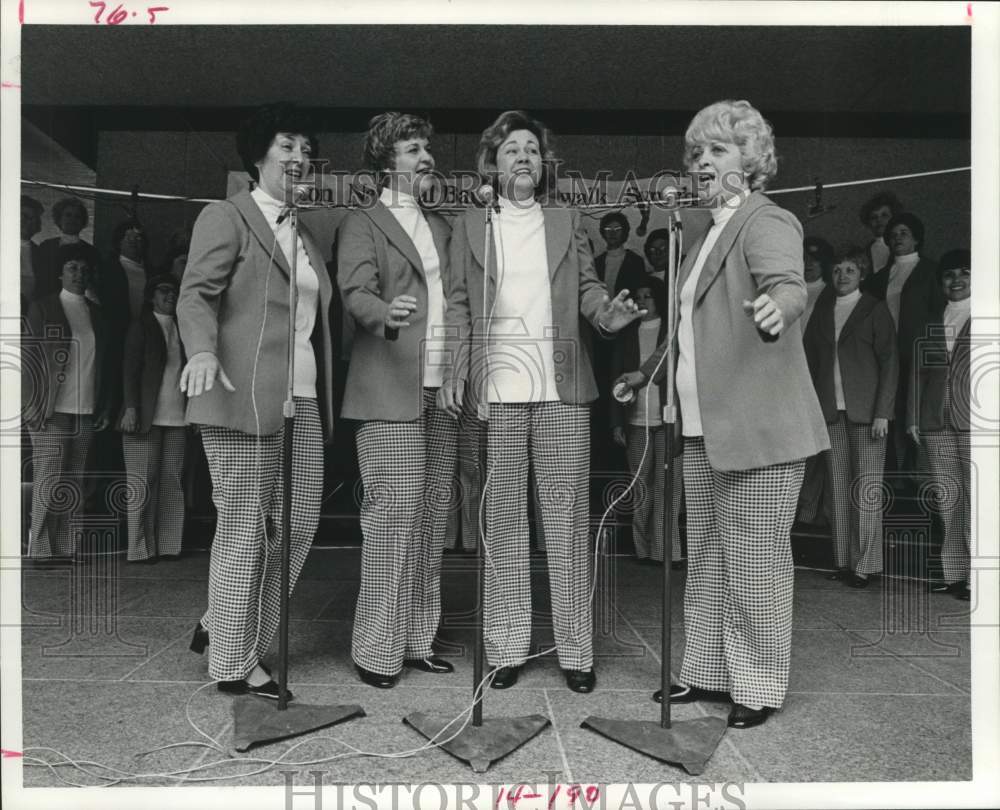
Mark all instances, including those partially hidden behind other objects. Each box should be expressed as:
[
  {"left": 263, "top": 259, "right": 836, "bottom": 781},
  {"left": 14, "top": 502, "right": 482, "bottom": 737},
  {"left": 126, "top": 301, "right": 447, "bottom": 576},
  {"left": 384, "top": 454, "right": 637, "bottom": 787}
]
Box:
[
  {"left": 232, "top": 697, "right": 365, "bottom": 752},
  {"left": 580, "top": 715, "right": 726, "bottom": 775},
  {"left": 403, "top": 712, "right": 550, "bottom": 773}
]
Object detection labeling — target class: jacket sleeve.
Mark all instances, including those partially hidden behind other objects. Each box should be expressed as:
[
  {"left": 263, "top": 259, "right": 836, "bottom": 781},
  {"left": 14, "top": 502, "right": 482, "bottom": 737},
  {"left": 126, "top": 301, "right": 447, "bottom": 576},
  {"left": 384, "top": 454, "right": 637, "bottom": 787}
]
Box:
[
  {"left": 121, "top": 318, "right": 145, "bottom": 414},
  {"left": 575, "top": 211, "right": 612, "bottom": 333},
  {"left": 872, "top": 301, "right": 899, "bottom": 421},
  {"left": 638, "top": 337, "right": 670, "bottom": 385},
  {"left": 743, "top": 206, "right": 807, "bottom": 328},
  {"left": 177, "top": 202, "right": 242, "bottom": 358},
  {"left": 442, "top": 214, "right": 473, "bottom": 387},
  {"left": 336, "top": 211, "right": 392, "bottom": 339}
]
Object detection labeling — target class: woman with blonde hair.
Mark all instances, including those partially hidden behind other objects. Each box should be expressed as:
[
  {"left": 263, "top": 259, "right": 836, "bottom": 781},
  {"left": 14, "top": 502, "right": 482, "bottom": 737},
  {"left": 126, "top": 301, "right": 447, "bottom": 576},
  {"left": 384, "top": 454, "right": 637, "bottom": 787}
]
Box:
[{"left": 616, "top": 100, "right": 828, "bottom": 728}]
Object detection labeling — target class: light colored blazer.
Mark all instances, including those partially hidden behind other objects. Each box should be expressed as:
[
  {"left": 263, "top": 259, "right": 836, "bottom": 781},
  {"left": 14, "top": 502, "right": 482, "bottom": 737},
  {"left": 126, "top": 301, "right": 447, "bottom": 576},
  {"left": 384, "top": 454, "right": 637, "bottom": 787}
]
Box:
[
  {"left": 443, "top": 204, "right": 609, "bottom": 407},
  {"left": 177, "top": 189, "right": 335, "bottom": 442},
  {"left": 803, "top": 287, "right": 898, "bottom": 425},
  {"left": 337, "top": 201, "right": 452, "bottom": 422},
  {"left": 640, "top": 191, "right": 829, "bottom": 471}
]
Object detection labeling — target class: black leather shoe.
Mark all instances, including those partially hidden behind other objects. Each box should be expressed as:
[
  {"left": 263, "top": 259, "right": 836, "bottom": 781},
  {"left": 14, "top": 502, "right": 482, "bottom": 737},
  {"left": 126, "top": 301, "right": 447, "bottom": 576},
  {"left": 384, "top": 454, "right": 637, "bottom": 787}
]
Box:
[
  {"left": 563, "top": 668, "right": 596, "bottom": 693},
  {"left": 403, "top": 656, "right": 454, "bottom": 674},
  {"left": 217, "top": 678, "right": 292, "bottom": 701},
  {"left": 355, "top": 665, "right": 397, "bottom": 689},
  {"left": 956, "top": 585, "right": 971, "bottom": 601},
  {"left": 189, "top": 622, "right": 209, "bottom": 654},
  {"left": 847, "top": 573, "right": 870, "bottom": 589},
  {"left": 652, "top": 684, "right": 732, "bottom": 704},
  {"left": 490, "top": 666, "right": 521, "bottom": 689},
  {"left": 826, "top": 568, "right": 850, "bottom": 581},
  {"left": 728, "top": 703, "right": 773, "bottom": 729},
  {"left": 931, "top": 580, "right": 965, "bottom": 595}
]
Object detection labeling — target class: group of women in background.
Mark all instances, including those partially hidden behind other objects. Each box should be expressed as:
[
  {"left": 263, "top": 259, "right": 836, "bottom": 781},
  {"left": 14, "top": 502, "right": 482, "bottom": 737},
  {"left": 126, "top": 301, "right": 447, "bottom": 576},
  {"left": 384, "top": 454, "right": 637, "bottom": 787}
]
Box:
[{"left": 22, "top": 98, "right": 973, "bottom": 724}]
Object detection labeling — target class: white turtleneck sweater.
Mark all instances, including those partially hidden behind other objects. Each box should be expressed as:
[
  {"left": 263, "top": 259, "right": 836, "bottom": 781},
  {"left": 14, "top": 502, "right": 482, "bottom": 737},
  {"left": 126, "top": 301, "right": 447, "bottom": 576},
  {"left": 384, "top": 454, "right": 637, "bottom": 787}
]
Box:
[
  {"left": 833, "top": 288, "right": 862, "bottom": 411},
  {"left": 489, "top": 197, "right": 559, "bottom": 403},
  {"left": 943, "top": 298, "right": 971, "bottom": 354},
  {"left": 676, "top": 191, "right": 745, "bottom": 437},
  {"left": 379, "top": 187, "right": 446, "bottom": 388},
  {"left": 250, "top": 185, "right": 319, "bottom": 398},
  {"left": 54, "top": 289, "right": 96, "bottom": 415},
  {"left": 885, "top": 251, "right": 920, "bottom": 327}
]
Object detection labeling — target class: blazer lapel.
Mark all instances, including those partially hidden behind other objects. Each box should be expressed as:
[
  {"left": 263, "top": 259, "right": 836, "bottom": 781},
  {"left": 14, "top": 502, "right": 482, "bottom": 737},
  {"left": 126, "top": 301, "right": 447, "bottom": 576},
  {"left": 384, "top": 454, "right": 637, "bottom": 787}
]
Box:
[
  {"left": 297, "top": 219, "right": 332, "bottom": 302},
  {"left": 838, "top": 294, "right": 873, "bottom": 342},
  {"left": 694, "top": 192, "right": 769, "bottom": 305},
  {"left": 465, "top": 211, "right": 497, "bottom": 291},
  {"left": 230, "top": 190, "right": 293, "bottom": 279},
  {"left": 544, "top": 208, "right": 572, "bottom": 281},
  {"left": 427, "top": 213, "right": 450, "bottom": 276},
  {"left": 365, "top": 201, "right": 425, "bottom": 277}
]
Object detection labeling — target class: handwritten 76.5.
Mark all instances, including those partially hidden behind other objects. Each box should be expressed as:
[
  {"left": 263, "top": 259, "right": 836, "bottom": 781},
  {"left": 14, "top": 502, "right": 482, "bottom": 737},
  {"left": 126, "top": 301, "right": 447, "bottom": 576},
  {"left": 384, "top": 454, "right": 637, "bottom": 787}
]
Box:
[{"left": 89, "top": 2, "right": 169, "bottom": 24}]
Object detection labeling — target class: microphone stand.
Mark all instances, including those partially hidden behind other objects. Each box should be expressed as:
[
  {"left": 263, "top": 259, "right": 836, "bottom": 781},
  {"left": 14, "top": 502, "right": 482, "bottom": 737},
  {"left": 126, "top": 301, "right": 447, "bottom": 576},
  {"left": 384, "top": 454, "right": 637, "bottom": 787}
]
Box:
[
  {"left": 404, "top": 195, "right": 549, "bottom": 772},
  {"left": 582, "top": 209, "right": 726, "bottom": 774},
  {"left": 233, "top": 199, "right": 364, "bottom": 752}
]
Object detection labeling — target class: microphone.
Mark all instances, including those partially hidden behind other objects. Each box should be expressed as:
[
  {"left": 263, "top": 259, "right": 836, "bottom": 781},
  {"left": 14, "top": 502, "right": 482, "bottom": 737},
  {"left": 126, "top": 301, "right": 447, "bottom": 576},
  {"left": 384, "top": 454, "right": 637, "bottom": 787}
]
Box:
[
  {"left": 277, "top": 184, "right": 313, "bottom": 224},
  {"left": 477, "top": 184, "right": 500, "bottom": 212}
]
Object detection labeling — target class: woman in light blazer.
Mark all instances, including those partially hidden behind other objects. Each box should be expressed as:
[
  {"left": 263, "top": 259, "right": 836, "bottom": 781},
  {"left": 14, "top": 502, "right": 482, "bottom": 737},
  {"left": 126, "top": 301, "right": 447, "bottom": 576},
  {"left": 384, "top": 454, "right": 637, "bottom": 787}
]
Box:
[
  {"left": 438, "top": 110, "right": 642, "bottom": 693},
  {"left": 616, "top": 100, "right": 829, "bottom": 728},
  {"left": 119, "top": 273, "right": 188, "bottom": 563},
  {"left": 338, "top": 112, "right": 457, "bottom": 689},
  {"left": 177, "top": 103, "right": 335, "bottom": 700},
  {"left": 804, "top": 247, "right": 898, "bottom": 588}
]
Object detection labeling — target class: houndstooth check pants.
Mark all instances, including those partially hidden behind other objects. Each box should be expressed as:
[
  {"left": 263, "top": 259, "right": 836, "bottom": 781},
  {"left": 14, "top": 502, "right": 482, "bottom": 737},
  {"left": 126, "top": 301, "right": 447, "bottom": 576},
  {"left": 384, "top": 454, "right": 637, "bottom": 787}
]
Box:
[
  {"left": 198, "top": 397, "right": 322, "bottom": 682},
  {"left": 27, "top": 412, "right": 94, "bottom": 559},
  {"left": 625, "top": 425, "right": 684, "bottom": 562},
  {"left": 484, "top": 401, "right": 593, "bottom": 670},
  {"left": 352, "top": 388, "right": 458, "bottom": 675},
  {"left": 679, "top": 436, "right": 804, "bottom": 709},
  {"left": 122, "top": 426, "right": 186, "bottom": 561},
  {"left": 825, "top": 413, "right": 886, "bottom": 575}
]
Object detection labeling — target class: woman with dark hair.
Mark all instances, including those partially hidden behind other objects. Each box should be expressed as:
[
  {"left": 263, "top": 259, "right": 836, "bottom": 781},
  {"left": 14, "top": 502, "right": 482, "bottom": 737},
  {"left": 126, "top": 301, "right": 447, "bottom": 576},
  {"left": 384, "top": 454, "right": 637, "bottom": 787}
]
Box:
[
  {"left": 23, "top": 244, "right": 112, "bottom": 565},
  {"left": 907, "top": 250, "right": 972, "bottom": 601},
  {"left": 595, "top": 211, "right": 645, "bottom": 295},
  {"left": 36, "top": 197, "right": 101, "bottom": 301},
  {"left": 804, "top": 247, "right": 897, "bottom": 588},
  {"left": 439, "top": 110, "right": 643, "bottom": 693},
  {"left": 862, "top": 211, "right": 940, "bottom": 480},
  {"left": 337, "top": 111, "right": 457, "bottom": 689},
  {"left": 616, "top": 100, "right": 828, "bottom": 728},
  {"left": 857, "top": 190, "right": 902, "bottom": 277},
  {"left": 119, "top": 274, "right": 188, "bottom": 563},
  {"left": 177, "top": 102, "right": 335, "bottom": 699}
]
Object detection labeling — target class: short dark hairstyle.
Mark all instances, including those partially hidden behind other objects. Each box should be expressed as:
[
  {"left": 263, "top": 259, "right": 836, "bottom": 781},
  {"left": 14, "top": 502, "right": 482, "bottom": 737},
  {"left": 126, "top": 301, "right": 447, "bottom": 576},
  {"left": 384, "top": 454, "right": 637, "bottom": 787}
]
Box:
[
  {"left": 362, "top": 111, "right": 433, "bottom": 177},
  {"left": 832, "top": 245, "right": 872, "bottom": 278},
  {"left": 643, "top": 228, "right": 671, "bottom": 249},
  {"left": 236, "top": 103, "right": 319, "bottom": 183},
  {"left": 936, "top": 249, "right": 970, "bottom": 282},
  {"left": 21, "top": 195, "right": 44, "bottom": 217},
  {"left": 475, "top": 110, "right": 558, "bottom": 198},
  {"left": 633, "top": 273, "right": 665, "bottom": 305},
  {"left": 144, "top": 272, "right": 180, "bottom": 300},
  {"left": 803, "top": 235, "right": 835, "bottom": 280},
  {"left": 55, "top": 243, "right": 96, "bottom": 273},
  {"left": 111, "top": 218, "right": 145, "bottom": 253},
  {"left": 599, "top": 211, "right": 630, "bottom": 238},
  {"left": 883, "top": 212, "right": 925, "bottom": 252},
  {"left": 52, "top": 197, "right": 89, "bottom": 229},
  {"left": 858, "top": 191, "right": 903, "bottom": 226}
]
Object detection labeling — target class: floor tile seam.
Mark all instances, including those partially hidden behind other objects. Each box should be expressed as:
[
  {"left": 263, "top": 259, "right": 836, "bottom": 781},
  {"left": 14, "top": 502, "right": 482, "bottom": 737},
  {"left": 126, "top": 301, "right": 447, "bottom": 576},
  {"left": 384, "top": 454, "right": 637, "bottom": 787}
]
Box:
[
  {"left": 542, "top": 688, "right": 574, "bottom": 784},
  {"left": 841, "top": 627, "right": 969, "bottom": 696}
]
